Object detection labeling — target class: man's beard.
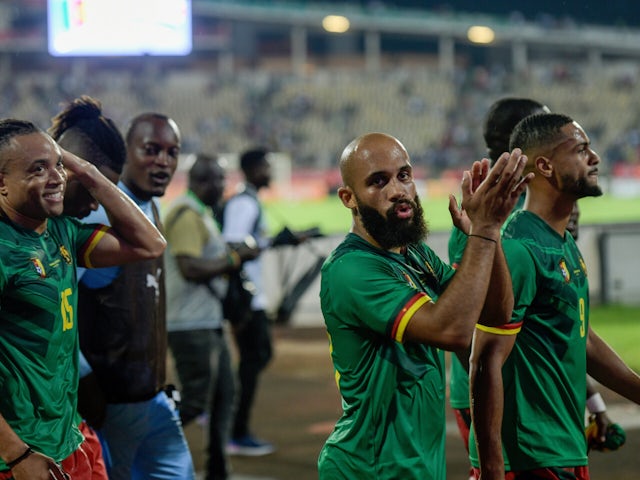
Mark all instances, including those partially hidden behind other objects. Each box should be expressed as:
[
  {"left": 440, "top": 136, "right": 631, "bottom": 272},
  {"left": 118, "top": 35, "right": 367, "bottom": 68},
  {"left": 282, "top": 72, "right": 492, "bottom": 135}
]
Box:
[
  {"left": 561, "top": 174, "right": 603, "bottom": 199},
  {"left": 357, "top": 195, "right": 429, "bottom": 250}
]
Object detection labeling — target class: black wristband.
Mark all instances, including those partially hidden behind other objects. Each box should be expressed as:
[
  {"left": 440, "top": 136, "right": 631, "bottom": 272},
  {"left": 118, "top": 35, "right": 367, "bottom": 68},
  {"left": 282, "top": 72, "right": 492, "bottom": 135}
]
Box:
[
  {"left": 6, "top": 446, "right": 33, "bottom": 469},
  {"left": 468, "top": 233, "right": 498, "bottom": 244}
]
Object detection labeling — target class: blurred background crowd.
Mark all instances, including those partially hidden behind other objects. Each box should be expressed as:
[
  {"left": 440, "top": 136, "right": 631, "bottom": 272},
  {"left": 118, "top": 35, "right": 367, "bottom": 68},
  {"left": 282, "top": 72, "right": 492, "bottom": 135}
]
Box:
[{"left": 2, "top": 1, "right": 640, "bottom": 188}]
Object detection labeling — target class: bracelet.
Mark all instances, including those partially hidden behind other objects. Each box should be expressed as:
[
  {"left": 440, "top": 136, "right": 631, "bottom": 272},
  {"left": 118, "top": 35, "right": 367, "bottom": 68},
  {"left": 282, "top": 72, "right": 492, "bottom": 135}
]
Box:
[
  {"left": 6, "top": 446, "right": 33, "bottom": 469},
  {"left": 227, "top": 250, "right": 241, "bottom": 269},
  {"left": 586, "top": 392, "right": 607, "bottom": 414},
  {"left": 468, "top": 233, "right": 498, "bottom": 244}
]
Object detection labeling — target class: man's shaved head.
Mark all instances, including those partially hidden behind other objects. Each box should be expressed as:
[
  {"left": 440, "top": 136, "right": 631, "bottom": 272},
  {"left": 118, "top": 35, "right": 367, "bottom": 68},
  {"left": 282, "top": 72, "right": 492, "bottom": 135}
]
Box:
[{"left": 339, "top": 132, "right": 408, "bottom": 188}]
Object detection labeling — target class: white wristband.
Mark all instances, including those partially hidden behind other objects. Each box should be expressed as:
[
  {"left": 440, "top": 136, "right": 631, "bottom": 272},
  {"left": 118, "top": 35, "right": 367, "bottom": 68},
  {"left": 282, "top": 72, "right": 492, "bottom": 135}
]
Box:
[{"left": 586, "top": 392, "right": 606, "bottom": 414}]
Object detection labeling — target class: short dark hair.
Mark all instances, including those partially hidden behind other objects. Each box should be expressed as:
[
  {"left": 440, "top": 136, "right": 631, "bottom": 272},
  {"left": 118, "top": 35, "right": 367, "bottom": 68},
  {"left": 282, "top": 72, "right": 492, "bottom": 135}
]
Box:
[
  {"left": 124, "top": 112, "right": 176, "bottom": 145},
  {"left": 483, "top": 98, "right": 547, "bottom": 163},
  {"left": 188, "top": 153, "right": 220, "bottom": 184},
  {"left": 239, "top": 147, "right": 269, "bottom": 173},
  {"left": 509, "top": 113, "right": 574, "bottom": 155},
  {"left": 49, "top": 95, "right": 126, "bottom": 174},
  {"left": 0, "top": 118, "right": 42, "bottom": 151},
  {"left": 0, "top": 119, "right": 43, "bottom": 172}
]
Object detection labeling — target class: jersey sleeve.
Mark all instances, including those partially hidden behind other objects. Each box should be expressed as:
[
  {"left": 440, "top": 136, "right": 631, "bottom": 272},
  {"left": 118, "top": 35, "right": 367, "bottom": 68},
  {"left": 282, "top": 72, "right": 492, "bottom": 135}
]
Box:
[
  {"left": 325, "top": 250, "right": 430, "bottom": 342},
  {"left": 72, "top": 205, "right": 112, "bottom": 268},
  {"left": 447, "top": 226, "right": 467, "bottom": 268},
  {"left": 68, "top": 213, "right": 121, "bottom": 287},
  {"left": 165, "top": 208, "right": 206, "bottom": 258},
  {"left": 479, "top": 238, "right": 537, "bottom": 336},
  {"left": 76, "top": 224, "right": 110, "bottom": 268},
  {"left": 60, "top": 215, "right": 109, "bottom": 268},
  {"left": 474, "top": 239, "right": 535, "bottom": 336}
]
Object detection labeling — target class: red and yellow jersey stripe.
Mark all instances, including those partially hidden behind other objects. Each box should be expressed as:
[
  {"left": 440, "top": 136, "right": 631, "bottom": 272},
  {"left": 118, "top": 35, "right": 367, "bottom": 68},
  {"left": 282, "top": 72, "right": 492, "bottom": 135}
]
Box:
[{"left": 391, "top": 292, "right": 431, "bottom": 342}]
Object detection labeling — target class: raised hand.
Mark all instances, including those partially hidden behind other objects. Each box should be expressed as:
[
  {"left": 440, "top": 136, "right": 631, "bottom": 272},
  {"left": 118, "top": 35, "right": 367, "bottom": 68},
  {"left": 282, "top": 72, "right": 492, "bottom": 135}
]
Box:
[
  {"left": 461, "top": 149, "right": 532, "bottom": 236},
  {"left": 448, "top": 158, "right": 490, "bottom": 234},
  {"left": 448, "top": 195, "right": 470, "bottom": 234}
]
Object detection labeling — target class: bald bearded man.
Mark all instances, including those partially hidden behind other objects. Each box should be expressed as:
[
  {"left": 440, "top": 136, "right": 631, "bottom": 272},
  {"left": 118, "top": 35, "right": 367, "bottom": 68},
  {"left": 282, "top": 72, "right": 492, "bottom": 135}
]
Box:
[{"left": 317, "top": 132, "right": 532, "bottom": 479}]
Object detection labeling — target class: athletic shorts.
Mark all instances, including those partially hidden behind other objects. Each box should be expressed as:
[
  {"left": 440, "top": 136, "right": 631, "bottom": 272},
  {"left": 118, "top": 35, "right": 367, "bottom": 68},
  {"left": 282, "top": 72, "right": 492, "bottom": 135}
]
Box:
[
  {"left": 472, "top": 465, "right": 589, "bottom": 480},
  {"left": 0, "top": 426, "right": 107, "bottom": 480}
]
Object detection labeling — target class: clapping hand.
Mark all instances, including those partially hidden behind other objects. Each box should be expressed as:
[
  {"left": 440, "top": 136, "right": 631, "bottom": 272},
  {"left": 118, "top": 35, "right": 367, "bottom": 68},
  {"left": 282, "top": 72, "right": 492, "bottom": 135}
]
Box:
[{"left": 458, "top": 149, "right": 533, "bottom": 235}]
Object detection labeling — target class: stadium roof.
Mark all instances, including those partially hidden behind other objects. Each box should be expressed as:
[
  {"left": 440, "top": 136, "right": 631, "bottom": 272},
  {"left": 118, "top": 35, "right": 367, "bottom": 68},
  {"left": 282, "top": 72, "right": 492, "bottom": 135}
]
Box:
[
  {"left": 307, "top": 0, "right": 640, "bottom": 27},
  {"left": 195, "top": 1, "right": 640, "bottom": 60}
]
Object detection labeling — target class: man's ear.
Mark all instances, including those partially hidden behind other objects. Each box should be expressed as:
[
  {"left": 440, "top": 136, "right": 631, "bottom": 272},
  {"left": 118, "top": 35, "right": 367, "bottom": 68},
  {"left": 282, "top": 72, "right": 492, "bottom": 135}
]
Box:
[
  {"left": 534, "top": 155, "right": 553, "bottom": 178},
  {"left": 337, "top": 186, "right": 356, "bottom": 210},
  {"left": 0, "top": 173, "right": 7, "bottom": 196}
]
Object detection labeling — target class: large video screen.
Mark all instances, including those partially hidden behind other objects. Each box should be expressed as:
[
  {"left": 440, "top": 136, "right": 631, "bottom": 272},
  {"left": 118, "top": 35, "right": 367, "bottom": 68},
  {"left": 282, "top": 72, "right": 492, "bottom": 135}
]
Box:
[{"left": 47, "top": 0, "right": 192, "bottom": 56}]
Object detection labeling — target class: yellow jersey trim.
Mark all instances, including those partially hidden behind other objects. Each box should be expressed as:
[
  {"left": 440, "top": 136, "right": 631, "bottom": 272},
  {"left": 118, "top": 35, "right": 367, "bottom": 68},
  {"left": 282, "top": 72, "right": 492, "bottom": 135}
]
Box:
[
  {"left": 82, "top": 225, "right": 109, "bottom": 268},
  {"left": 475, "top": 322, "right": 522, "bottom": 335},
  {"left": 394, "top": 293, "right": 431, "bottom": 342}
]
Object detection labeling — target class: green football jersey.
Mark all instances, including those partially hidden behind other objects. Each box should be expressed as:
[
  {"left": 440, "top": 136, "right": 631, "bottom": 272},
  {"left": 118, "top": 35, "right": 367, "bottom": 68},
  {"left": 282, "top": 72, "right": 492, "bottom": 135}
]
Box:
[
  {"left": 0, "top": 215, "right": 103, "bottom": 467},
  {"left": 318, "top": 233, "right": 456, "bottom": 480},
  {"left": 469, "top": 210, "right": 589, "bottom": 471}
]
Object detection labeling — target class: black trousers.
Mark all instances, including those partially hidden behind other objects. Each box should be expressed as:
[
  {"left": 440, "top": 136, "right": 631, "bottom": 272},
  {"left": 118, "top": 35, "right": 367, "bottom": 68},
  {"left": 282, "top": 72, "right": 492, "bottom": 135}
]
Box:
[
  {"left": 231, "top": 309, "right": 273, "bottom": 439},
  {"left": 168, "top": 328, "right": 235, "bottom": 480}
]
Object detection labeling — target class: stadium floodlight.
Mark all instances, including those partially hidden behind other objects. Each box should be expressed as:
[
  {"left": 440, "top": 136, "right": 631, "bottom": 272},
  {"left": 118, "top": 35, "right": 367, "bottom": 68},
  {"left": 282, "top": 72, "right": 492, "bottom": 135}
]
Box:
[
  {"left": 322, "top": 15, "right": 350, "bottom": 34},
  {"left": 467, "top": 25, "right": 495, "bottom": 44}
]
